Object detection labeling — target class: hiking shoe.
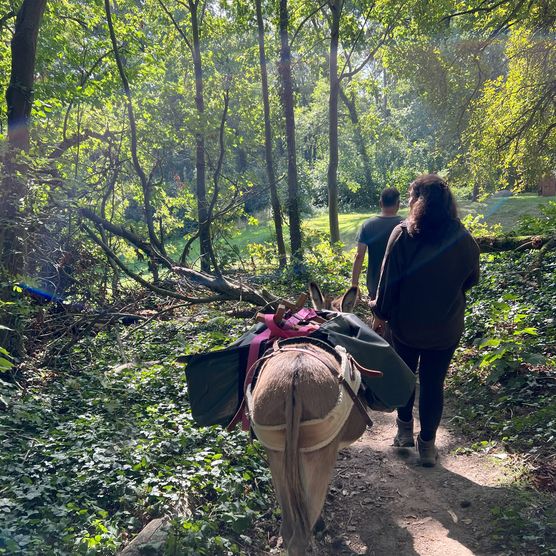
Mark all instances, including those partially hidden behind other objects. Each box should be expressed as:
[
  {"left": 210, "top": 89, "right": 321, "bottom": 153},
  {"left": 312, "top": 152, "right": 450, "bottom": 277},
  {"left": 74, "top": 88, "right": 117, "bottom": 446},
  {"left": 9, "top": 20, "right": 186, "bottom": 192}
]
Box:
[
  {"left": 393, "top": 417, "right": 415, "bottom": 447},
  {"left": 417, "top": 434, "right": 438, "bottom": 467}
]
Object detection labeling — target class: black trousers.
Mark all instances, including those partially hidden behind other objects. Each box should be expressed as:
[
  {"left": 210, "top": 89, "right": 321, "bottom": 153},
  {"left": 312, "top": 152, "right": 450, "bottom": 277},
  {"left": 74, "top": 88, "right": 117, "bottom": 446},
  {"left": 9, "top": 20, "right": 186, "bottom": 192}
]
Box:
[{"left": 394, "top": 338, "right": 458, "bottom": 442}]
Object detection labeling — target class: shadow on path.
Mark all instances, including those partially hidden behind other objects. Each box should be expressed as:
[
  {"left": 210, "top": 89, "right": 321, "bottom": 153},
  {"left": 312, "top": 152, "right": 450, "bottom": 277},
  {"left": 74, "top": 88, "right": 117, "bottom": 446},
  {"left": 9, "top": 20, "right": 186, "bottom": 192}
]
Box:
[{"left": 313, "top": 411, "right": 523, "bottom": 556}]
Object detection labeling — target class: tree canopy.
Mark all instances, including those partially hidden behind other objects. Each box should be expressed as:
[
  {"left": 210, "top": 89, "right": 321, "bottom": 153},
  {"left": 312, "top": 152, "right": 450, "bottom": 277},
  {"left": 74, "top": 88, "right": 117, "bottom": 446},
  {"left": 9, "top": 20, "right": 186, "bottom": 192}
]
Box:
[{"left": 0, "top": 0, "right": 554, "bottom": 306}]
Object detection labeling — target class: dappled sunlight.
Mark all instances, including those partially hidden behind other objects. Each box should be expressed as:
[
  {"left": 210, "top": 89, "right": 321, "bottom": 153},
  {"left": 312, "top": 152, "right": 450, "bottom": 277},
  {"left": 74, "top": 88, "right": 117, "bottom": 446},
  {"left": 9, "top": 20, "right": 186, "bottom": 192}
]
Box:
[
  {"left": 2, "top": 0, "right": 554, "bottom": 553},
  {"left": 314, "top": 408, "right": 536, "bottom": 555}
]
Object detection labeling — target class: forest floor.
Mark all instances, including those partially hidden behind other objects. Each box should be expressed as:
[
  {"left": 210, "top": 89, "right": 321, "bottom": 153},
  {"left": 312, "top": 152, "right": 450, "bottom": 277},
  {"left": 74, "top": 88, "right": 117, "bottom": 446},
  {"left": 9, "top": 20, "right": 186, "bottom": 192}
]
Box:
[{"left": 264, "top": 403, "right": 554, "bottom": 556}]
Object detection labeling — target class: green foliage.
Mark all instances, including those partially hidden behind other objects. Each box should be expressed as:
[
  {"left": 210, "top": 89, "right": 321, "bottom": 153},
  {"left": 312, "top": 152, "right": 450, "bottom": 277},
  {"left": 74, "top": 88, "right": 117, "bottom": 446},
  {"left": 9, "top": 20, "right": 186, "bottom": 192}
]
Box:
[
  {"left": 490, "top": 491, "right": 556, "bottom": 556},
  {"left": 0, "top": 317, "right": 275, "bottom": 555},
  {"left": 461, "top": 214, "right": 502, "bottom": 238},
  {"left": 302, "top": 229, "right": 353, "bottom": 291},
  {"left": 463, "top": 28, "right": 556, "bottom": 194},
  {"left": 449, "top": 250, "right": 556, "bottom": 459},
  {"left": 517, "top": 201, "right": 556, "bottom": 236}
]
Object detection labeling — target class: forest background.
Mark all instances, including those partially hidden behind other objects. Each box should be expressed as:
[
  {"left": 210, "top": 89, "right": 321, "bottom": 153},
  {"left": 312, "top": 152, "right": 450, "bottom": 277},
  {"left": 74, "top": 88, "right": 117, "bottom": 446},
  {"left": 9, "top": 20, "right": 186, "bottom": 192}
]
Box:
[{"left": 0, "top": 0, "right": 555, "bottom": 554}]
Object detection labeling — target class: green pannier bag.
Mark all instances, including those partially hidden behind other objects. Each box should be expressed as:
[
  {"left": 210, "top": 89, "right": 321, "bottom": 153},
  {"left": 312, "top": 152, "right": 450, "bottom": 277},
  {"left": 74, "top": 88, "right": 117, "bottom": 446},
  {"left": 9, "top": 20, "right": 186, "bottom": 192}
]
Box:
[
  {"left": 184, "top": 313, "right": 415, "bottom": 427},
  {"left": 311, "top": 313, "right": 416, "bottom": 412}
]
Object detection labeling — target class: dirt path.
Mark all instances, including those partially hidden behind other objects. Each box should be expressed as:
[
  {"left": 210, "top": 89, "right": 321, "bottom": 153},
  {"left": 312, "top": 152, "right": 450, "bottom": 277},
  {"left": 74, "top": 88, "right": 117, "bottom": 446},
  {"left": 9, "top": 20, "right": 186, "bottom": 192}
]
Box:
[
  {"left": 265, "top": 408, "right": 522, "bottom": 556},
  {"left": 308, "top": 410, "right": 517, "bottom": 556}
]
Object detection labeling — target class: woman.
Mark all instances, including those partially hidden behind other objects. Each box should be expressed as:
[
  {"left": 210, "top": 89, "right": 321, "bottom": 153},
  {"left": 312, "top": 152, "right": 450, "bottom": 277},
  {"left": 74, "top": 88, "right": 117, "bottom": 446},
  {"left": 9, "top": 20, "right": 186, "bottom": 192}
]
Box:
[{"left": 371, "top": 174, "right": 480, "bottom": 466}]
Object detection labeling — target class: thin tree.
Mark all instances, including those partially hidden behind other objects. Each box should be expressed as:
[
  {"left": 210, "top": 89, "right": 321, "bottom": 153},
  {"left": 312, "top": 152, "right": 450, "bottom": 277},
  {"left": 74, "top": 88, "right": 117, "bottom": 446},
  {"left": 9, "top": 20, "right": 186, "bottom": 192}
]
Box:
[
  {"left": 339, "top": 85, "right": 374, "bottom": 197},
  {"left": 189, "top": 0, "right": 213, "bottom": 273},
  {"left": 158, "top": 0, "right": 214, "bottom": 273},
  {"left": 255, "top": 0, "right": 287, "bottom": 268},
  {"left": 327, "top": 0, "right": 343, "bottom": 244},
  {"left": 327, "top": 3, "right": 397, "bottom": 244},
  {"left": 1, "top": 0, "right": 47, "bottom": 273},
  {"left": 104, "top": 0, "right": 164, "bottom": 281},
  {"left": 278, "top": 0, "right": 302, "bottom": 262}
]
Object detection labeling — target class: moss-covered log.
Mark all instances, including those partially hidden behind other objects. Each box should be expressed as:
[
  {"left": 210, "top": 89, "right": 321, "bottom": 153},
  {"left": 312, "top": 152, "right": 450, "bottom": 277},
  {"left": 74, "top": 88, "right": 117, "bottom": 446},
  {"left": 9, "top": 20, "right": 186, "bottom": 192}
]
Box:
[{"left": 475, "top": 235, "right": 555, "bottom": 253}]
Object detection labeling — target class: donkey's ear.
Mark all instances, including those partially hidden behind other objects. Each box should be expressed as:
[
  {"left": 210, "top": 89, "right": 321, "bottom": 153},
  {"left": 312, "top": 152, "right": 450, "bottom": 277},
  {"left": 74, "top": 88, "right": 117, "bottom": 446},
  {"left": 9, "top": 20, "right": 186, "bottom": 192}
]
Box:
[
  {"left": 340, "top": 286, "right": 359, "bottom": 313},
  {"left": 308, "top": 282, "right": 325, "bottom": 310}
]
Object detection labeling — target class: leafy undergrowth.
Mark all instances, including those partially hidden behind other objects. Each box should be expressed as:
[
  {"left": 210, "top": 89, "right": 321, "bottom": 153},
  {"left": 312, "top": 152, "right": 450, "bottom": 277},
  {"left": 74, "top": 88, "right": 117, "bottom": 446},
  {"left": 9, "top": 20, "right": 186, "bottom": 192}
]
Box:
[
  {"left": 0, "top": 310, "right": 277, "bottom": 555},
  {"left": 448, "top": 250, "right": 556, "bottom": 553},
  {"left": 449, "top": 251, "right": 556, "bottom": 466},
  {"left": 2, "top": 242, "right": 556, "bottom": 555},
  {"left": 489, "top": 491, "right": 556, "bottom": 556}
]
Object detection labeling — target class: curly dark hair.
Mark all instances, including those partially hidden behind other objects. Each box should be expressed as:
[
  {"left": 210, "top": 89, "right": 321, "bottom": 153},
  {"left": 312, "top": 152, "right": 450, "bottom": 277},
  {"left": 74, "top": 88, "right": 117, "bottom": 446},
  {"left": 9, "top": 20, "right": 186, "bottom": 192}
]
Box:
[{"left": 406, "top": 174, "right": 458, "bottom": 238}]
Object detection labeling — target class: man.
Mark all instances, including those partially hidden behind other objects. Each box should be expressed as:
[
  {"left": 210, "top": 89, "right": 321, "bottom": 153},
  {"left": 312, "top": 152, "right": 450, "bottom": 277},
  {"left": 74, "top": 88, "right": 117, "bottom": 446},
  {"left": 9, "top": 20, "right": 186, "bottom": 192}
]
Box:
[{"left": 351, "top": 187, "right": 402, "bottom": 299}]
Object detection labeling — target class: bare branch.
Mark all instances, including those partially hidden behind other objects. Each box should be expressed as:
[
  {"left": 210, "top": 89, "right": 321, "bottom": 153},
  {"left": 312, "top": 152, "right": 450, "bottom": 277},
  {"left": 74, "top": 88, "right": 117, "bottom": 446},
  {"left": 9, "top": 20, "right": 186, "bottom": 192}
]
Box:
[
  {"left": 121, "top": 302, "right": 193, "bottom": 340},
  {"left": 63, "top": 50, "right": 113, "bottom": 140},
  {"left": 537, "top": 121, "right": 556, "bottom": 149},
  {"left": 82, "top": 223, "right": 225, "bottom": 303},
  {"left": 157, "top": 0, "right": 193, "bottom": 53},
  {"left": 290, "top": 0, "right": 329, "bottom": 46},
  {"left": 341, "top": 13, "right": 400, "bottom": 80},
  {"left": 57, "top": 14, "right": 88, "bottom": 29},
  {"left": 0, "top": 10, "right": 15, "bottom": 31},
  {"left": 338, "top": 1, "right": 375, "bottom": 78},
  {"left": 49, "top": 129, "right": 112, "bottom": 160},
  {"left": 179, "top": 233, "right": 198, "bottom": 266},
  {"left": 487, "top": 0, "right": 527, "bottom": 40},
  {"left": 440, "top": 0, "right": 509, "bottom": 22}
]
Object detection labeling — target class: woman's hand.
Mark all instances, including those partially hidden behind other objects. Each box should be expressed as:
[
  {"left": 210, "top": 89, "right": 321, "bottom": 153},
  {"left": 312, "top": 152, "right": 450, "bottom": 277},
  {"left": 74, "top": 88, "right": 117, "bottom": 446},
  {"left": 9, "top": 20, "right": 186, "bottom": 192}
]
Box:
[{"left": 372, "top": 316, "right": 387, "bottom": 336}]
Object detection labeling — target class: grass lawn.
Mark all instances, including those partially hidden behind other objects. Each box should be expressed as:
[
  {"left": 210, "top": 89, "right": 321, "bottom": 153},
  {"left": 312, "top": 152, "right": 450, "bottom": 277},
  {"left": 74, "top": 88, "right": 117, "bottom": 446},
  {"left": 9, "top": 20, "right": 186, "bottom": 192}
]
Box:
[
  {"left": 128, "top": 194, "right": 553, "bottom": 273},
  {"left": 457, "top": 195, "right": 551, "bottom": 231},
  {"left": 229, "top": 194, "right": 553, "bottom": 250}
]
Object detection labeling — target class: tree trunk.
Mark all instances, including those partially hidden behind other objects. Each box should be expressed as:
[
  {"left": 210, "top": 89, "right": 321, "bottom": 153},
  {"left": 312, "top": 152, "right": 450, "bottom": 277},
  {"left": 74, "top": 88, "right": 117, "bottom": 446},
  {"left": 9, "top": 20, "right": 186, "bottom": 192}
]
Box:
[
  {"left": 5, "top": 0, "right": 47, "bottom": 151},
  {"left": 1, "top": 0, "right": 47, "bottom": 274},
  {"left": 471, "top": 182, "right": 480, "bottom": 201},
  {"left": 382, "top": 67, "right": 388, "bottom": 115},
  {"left": 327, "top": 0, "right": 343, "bottom": 245},
  {"left": 256, "top": 0, "right": 287, "bottom": 269},
  {"left": 278, "top": 0, "right": 302, "bottom": 263},
  {"left": 190, "top": 0, "right": 213, "bottom": 273},
  {"left": 339, "top": 86, "right": 374, "bottom": 198},
  {"left": 0, "top": 0, "right": 47, "bottom": 356}
]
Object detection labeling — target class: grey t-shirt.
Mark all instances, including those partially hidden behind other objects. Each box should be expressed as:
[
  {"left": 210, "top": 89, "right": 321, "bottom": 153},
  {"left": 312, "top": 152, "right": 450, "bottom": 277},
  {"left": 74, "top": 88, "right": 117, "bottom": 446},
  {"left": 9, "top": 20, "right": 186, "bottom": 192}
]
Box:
[{"left": 357, "top": 215, "right": 403, "bottom": 298}]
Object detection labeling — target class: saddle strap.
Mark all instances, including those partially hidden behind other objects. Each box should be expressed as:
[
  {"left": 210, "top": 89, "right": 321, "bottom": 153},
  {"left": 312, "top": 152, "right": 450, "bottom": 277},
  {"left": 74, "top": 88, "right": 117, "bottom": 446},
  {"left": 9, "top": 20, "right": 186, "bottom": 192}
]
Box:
[{"left": 347, "top": 354, "right": 384, "bottom": 379}]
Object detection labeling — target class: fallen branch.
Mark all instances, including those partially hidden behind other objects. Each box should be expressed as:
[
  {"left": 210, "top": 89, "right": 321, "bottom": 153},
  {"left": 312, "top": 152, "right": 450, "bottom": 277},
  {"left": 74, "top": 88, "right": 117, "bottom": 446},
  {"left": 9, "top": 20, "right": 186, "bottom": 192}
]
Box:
[
  {"left": 82, "top": 222, "right": 274, "bottom": 307},
  {"left": 475, "top": 234, "right": 555, "bottom": 253},
  {"left": 122, "top": 302, "right": 191, "bottom": 340},
  {"left": 172, "top": 265, "right": 273, "bottom": 306},
  {"left": 82, "top": 224, "right": 226, "bottom": 304},
  {"left": 80, "top": 208, "right": 170, "bottom": 265}
]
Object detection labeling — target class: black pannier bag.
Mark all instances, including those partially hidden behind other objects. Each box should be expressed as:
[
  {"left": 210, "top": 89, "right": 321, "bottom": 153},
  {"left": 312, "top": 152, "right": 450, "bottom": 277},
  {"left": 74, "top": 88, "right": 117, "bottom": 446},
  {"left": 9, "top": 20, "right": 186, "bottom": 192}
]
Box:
[{"left": 184, "top": 313, "right": 415, "bottom": 427}]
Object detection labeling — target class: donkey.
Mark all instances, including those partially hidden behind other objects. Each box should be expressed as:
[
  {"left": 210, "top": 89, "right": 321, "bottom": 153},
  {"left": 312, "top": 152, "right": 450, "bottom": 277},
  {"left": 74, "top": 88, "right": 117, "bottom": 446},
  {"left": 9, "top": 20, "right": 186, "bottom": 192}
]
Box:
[{"left": 250, "top": 284, "right": 370, "bottom": 555}]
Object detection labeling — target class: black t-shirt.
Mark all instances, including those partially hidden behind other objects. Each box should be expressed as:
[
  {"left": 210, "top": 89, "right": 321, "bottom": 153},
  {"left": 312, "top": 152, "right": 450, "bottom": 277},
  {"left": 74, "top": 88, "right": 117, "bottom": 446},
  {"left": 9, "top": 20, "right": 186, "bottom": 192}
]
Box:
[{"left": 357, "top": 215, "right": 403, "bottom": 298}]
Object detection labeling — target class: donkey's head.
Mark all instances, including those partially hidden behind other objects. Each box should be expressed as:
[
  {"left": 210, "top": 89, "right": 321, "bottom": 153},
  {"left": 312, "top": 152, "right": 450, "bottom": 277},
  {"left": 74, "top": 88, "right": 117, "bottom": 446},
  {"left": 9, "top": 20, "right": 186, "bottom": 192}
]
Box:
[{"left": 308, "top": 282, "right": 359, "bottom": 313}]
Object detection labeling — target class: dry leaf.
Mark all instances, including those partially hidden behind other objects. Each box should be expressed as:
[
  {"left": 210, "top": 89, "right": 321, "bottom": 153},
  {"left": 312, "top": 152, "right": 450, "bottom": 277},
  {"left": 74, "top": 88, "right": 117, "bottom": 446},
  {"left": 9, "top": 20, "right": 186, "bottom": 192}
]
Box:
[{"left": 448, "top": 509, "right": 458, "bottom": 523}]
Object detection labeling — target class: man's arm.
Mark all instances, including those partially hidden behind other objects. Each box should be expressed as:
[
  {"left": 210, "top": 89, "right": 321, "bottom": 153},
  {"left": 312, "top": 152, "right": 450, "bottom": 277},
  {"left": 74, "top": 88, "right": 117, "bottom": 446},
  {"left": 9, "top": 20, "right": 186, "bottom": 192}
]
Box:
[{"left": 351, "top": 243, "right": 367, "bottom": 287}]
